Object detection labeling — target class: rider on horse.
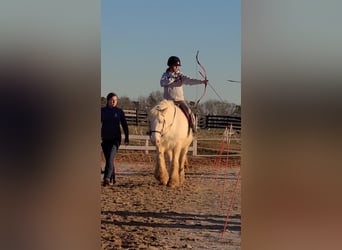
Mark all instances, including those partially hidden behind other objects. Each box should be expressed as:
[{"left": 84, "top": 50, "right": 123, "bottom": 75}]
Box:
[{"left": 160, "top": 56, "right": 208, "bottom": 133}]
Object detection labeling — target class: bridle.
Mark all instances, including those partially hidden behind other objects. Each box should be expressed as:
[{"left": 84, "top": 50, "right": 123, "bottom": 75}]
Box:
[
  {"left": 149, "top": 119, "right": 165, "bottom": 136},
  {"left": 149, "top": 105, "right": 177, "bottom": 137}
]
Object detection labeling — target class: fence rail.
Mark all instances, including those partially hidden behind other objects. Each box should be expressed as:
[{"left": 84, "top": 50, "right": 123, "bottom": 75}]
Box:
[
  {"left": 120, "top": 135, "right": 196, "bottom": 155},
  {"left": 124, "top": 109, "right": 241, "bottom": 130},
  {"left": 120, "top": 135, "right": 241, "bottom": 157}
]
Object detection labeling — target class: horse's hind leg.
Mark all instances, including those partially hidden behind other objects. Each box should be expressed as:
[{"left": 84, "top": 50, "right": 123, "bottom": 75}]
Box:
[{"left": 154, "top": 149, "right": 169, "bottom": 185}]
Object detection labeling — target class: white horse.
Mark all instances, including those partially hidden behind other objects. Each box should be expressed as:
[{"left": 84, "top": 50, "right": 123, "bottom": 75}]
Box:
[{"left": 148, "top": 100, "right": 193, "bottom": 188}]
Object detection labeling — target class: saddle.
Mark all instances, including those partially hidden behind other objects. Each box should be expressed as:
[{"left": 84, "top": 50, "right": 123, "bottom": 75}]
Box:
[{"left": 174, "top": 102, "right": 196, "bottom": 134}]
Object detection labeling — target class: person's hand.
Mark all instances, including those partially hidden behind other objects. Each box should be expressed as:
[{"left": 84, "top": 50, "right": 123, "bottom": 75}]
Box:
[
  {"left": 203, "top": 79, "right": 208, "bottom": 86},
  {"left": 175, "top": 75, "right": 182, "bottom": 82},
  {"left": 124, "top": 138, "right": 129, "bottom": 145}
]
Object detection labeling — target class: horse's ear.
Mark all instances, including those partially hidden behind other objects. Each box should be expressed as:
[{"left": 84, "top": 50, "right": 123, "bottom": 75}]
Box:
[
  {"left": 156, "top": 106, "right": 167, "bottom": 113},
  {"left": 160, "top": 108, "right": 168, "bottom": 114}
]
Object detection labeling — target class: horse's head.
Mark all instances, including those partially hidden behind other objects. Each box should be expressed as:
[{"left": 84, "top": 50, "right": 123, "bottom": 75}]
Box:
[
  {"left": 148, "top": 107, "right": 166, "bottom": 145},
  {"left": 148, "top": 100, "right": 174, "bottom": 145}
]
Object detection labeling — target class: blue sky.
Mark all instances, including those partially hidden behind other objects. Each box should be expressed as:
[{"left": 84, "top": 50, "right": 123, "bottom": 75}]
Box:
[{"left": 102, "top": 0, "right": 241, "bottom": 105}]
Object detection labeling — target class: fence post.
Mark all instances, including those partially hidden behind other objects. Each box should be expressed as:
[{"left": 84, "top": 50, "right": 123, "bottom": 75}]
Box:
[
  {"left": 192, "top": 138, "right": 197, "bottom": 156},
  {"left": 145, "top": 138, "right": 149, "bottom": 154},
  {"left": 135, "top": 109, "right": 138, "bottom": 126}
]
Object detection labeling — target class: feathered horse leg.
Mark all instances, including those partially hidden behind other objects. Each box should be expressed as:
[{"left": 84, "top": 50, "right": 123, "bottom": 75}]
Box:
[
  {"left": 154, "top": 147, "right": 169, "bottom": 185},
  {"left": 168, "top": 146, "right": 181, "bottom": 188},
  {"left": 178, "top": 148, "right": 189, "bottom": 185}
]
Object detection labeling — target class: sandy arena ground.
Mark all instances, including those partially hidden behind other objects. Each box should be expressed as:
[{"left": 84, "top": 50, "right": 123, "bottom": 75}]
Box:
[{"left": 101, "top": 157, "right": 241, "bottom": 250}]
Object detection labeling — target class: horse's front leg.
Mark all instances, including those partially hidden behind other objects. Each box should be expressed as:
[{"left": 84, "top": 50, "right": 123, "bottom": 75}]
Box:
[
  {"left": 154, "top": 147, "right": 169, "bottom": 185},
  {"left": 179, "top": 148, "right": 189, "bottom": 185},
  {"left": 168, "top": 146, "right": 181, "bottom": 188},
  {"left": 166, "top": 149, "right": 173, "bottom": 175}
]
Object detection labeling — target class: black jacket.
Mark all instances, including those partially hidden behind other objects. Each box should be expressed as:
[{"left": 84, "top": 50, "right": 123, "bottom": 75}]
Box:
[{"left": 101, "top": 106, "right": 129, "bottom": 146}]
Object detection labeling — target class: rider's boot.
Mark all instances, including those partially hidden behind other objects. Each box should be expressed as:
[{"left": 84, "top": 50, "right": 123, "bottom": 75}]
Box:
[{"left": 189, "top": 113, "right": 197, "bottom": 133}]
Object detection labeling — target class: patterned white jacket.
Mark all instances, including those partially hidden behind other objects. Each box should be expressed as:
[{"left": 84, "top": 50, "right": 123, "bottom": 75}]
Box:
[{"left": 160, "top": 69, "right": 203, "bottom": 101}]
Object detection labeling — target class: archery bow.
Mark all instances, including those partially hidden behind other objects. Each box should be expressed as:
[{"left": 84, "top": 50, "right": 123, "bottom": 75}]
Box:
[
  {"left": 196, "top": 50, "right": 225, "bottom": 103},
  {"left": 195, "top": 50, "right": 207, "bottom": 106}
]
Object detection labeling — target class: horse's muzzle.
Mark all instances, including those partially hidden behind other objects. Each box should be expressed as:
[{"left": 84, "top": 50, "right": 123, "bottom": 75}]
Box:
[{"left": 149, "top": 131, "right": 161, "bottom": 145}]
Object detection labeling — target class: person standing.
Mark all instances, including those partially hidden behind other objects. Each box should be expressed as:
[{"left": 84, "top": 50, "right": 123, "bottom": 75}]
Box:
[
  {"left": 160, "top": 56, "right": 208, "bottom": 132},
  {"left": 101, "top": 92, "right": 129, "bottom": 186}
]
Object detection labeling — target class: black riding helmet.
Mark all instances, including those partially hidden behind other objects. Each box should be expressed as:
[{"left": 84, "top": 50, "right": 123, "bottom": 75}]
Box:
[{"left": 167, "top": 56, "right": 181, "bottom": 67}]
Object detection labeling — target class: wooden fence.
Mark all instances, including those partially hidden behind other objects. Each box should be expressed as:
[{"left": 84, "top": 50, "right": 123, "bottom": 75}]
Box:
[
  {"left": 199, "top": 115, "right": 241, "bottom": 131},
  {"left": 120, "top": 135, "right": 196, "bottom": 155},
  {"left": 124, "top": 110, "right": 241, "bottom": 130},
  {"left": 120, "top": 135, "right": 241, "bottom": 158}
]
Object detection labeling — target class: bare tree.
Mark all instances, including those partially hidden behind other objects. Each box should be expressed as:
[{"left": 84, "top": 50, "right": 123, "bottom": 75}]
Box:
[
  {"left": 118, "top": 96, "right": 135, "bottom": 109},
  {"left": 101, "top": 97, "right": 106, "bottom": 107},
  {"left": 200, "top": 99, "right": 236, "bottom": 115},
  {"left": 145, "top": 90, "right": 163, "bottom": 109},
  {"left": 101, "top": 91, "right": 240, "bottom": 117}
]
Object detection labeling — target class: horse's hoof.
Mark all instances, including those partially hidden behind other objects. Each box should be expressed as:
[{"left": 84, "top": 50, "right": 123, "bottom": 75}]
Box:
[
  {"left": 155, "top": 174, "right": 168, "bottom": 186},
  {"left": 167, "top": 183, "right": 176, "bottom": 188},
  {"left": 167, "top": 180, "right": 179, "bottom": 188},
  {"left": 159, "top": 178, "right": 168, "bottom": 185}
]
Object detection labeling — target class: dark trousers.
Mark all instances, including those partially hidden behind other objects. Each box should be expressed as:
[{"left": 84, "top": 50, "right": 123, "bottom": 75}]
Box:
[
  {"left": 101, "top": 140, "right": 118, "bottom": 181},
  {"left": 174, "top": 100, "right": 191, "bottom": 118},
  {"left": 174, "top": 100, "right": 196, "bottom": 132}
]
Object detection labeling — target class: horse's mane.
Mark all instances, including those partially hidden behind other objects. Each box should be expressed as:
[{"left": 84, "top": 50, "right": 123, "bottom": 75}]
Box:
[{"left": 149, "top": 99, "right": 174, "bottom": 118}]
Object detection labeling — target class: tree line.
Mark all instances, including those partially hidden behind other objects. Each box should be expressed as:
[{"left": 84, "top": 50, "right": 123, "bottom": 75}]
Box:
[{"left": 101, "top": 90, "right": 240, "bottom": 117}]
